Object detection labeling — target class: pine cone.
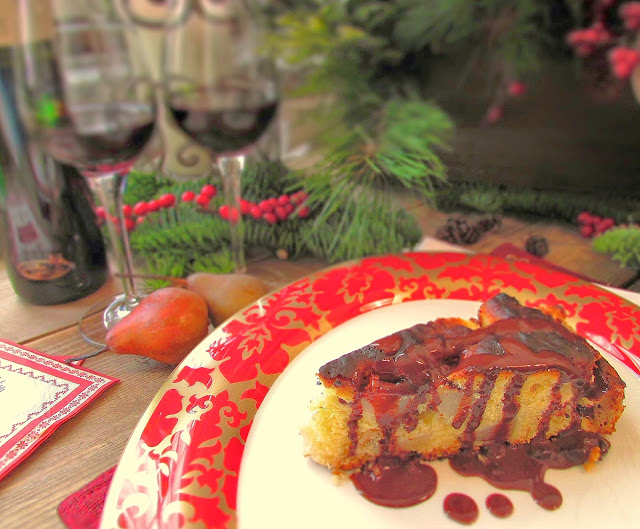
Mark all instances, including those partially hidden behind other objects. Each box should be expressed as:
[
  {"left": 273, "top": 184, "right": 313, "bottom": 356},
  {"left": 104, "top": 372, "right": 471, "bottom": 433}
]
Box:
[
  {"left": 476, "top": 214, "right": 501, "bottom": 233},
  {"left": 437, "top": 217, "right": 482, "bottom": 245},
  {"left": 525, "top": 235, "right": 549, "bottom": 258}
]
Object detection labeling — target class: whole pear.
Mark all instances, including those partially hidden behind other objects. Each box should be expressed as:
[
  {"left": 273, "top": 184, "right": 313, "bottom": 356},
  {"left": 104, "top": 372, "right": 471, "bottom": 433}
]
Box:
[
  {"left": 105, "top": 287, "right": 210, "bottom": 365},
  {"left": 185, "top": 273, "right": 269, "bottom": 326}
]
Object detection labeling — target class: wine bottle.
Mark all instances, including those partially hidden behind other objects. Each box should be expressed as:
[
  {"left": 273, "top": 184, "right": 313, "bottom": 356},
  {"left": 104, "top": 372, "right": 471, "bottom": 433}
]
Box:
[{"left": 0, "top": 45, "right": 108, "bottom": 305}]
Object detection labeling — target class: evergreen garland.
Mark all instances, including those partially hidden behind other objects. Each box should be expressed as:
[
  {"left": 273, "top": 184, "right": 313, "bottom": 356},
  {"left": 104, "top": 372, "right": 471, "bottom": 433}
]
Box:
[
  {"left": 120, "top": 161, "right": 422, "bottom": 279},
  {"left": 434, "top": 180, "right": 640, "bottom": 224}
]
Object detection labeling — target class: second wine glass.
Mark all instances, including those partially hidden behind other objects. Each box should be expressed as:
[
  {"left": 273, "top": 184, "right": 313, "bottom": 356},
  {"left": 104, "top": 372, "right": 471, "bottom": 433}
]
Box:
[
  {"left": 163, "top": 0, "right": 279, "bottom": 273},
  {"left": 14, "top": 0, "right": 156, "bottom": 346}
]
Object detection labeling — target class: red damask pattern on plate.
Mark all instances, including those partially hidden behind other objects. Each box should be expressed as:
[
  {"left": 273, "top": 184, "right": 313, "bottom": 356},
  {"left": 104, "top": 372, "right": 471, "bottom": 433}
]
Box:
[{"left": 101, "top": 252, "right": 640, "bottom": 529}]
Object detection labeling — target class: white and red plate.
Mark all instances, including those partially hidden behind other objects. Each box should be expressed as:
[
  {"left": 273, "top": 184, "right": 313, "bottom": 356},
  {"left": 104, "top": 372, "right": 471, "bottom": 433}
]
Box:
[{"left": 101, "top": 252, "right": 640, "bottom": 529}]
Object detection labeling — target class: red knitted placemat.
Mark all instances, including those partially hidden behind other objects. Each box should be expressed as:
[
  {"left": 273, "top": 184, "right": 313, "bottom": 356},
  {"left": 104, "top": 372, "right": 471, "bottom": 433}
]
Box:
[{"left": 58, "top": 466, "right": 116, "bottom": 529}]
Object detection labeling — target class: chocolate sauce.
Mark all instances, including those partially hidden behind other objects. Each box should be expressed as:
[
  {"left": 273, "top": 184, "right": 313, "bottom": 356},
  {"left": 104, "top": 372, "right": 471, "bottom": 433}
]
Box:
[
  {"left": 443, "top": 493, "right": 479, "bottom": 525},
  {"left": 450, "top": 430, "right": 609, "bottom": 510},
  {"left": 351, "top": 456, "right": 437, "bottom": 508},
  {"left": 317, "top": 294, "right": 623, "bottom": 520},
  {"left": 485, "top": 493, "right": 513, "bottom": 518}
]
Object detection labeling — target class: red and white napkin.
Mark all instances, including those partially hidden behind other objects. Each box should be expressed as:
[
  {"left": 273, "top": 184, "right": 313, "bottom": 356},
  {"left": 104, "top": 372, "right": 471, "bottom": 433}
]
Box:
[{"left": 0, "top": 339, "right": 118, "bottom": 481}]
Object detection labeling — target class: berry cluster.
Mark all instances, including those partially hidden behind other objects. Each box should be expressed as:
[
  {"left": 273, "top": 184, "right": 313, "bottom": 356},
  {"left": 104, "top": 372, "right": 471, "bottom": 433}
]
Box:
[
  {"left": 577, "top": 211, "right": 616, "bottom": 238},
  {"left": 566, "top": 1, "right": 640, "bottom": 79},
  {"left": 608, "top": 46, "right": 640, "bottom": 79},
  {"left": 95, "top": 184, "right": 311, "bottom": 232},
  {"left": 483, "top": 80, "right": 527, "bottom": 125},
  {"left": 566, "top": 22, "right": 611, "bottom": 57},
  {"left": 620, "top": 2, "right": 640, "bottom": 30}
]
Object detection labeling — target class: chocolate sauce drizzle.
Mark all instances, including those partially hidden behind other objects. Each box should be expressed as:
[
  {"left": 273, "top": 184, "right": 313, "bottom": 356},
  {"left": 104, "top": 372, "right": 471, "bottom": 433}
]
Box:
[{"left": 319, "top": 294, "right": 623, "bottom": 515}]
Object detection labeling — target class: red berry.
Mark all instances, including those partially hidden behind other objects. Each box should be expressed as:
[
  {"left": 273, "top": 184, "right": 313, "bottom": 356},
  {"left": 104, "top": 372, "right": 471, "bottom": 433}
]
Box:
[
  {"left": 263, "top": 212, "right": 277, "bottom": 224},
  {"left": 136, "top": 216, "right": 146, "bottom": 225},
  {"left": 621, "top": 2, "right": 640, "bottom": 18},
  {"left": 297, "top": 206, "right": 311, "bottom": 218},
  {"left": 249, "top": 205, "right": 262, "bottom": 219},
  {"left": 596, "top": 217, "right": 616, "bottom": 233},
  {"left": 240, "top": 199, "right": 252, "bottom": 215},
  {"left": 133, "top": 201, "right": 149, "bottom": 216},
  {"left": 620, "top": 3, "right": 640, "bottom": 30},
  {"left": 122, "top": 204, "right": 133, "bottom": 217},
  {"left": 195, "top": 194, "right": 210, "bottom": 208},
  {"left": 284, "top": 203, "right": 294, "bottom": 215},
  {"left": 580, "top": 224, "right": 594, "bottom": 237},
  {"left": 577, "top": 211, "right": 593, "bottom": 225},
  {"left": 219, "top": 204, "right": 230, "bottom": 220},
  {"left": 201, "top": 184, "right": 217, "bottom": 198},
  {"left": 590, "top": 214, "right": 603, "bottom": 225},
  {"left": 277, "top": 194, "right": 290, "bottom": 205},
  {"left": 612, "top": 61, "right": 633, "bottom": 79},
  {"left": 148, "top": 199, "right": 161, "bottom": 212},
  {"left": 181, "top": 190, "right": 196, "bottom": 202},
  {"left": 159, "top": 193, "right": 176, "bottom": 208},
  {"left": 259, "top": 199, "right": 274, "bottom": 212},
  {"left": 124, "top": 217, "right": 136, "bottom": 232},
  {"left": 484, "top": 105, "right": 503, "bottom": 124},
  {"left": 95, "top": 206, "right": 106, "bottom": 219},
  {"left": 507, "top": 81, "right": 526, "bottom": 97},
  {"left": 275, "top": 206, "right": 288, "bottom": 220}
]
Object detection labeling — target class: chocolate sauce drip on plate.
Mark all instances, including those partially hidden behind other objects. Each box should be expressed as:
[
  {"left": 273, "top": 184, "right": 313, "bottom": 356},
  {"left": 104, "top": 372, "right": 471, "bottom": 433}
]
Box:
[
  {"left": 443, "top": 493, "right": 479, "bottom": 525},
  {"left": 450, "top": 430, "right": 609, "bottom": 510},
  {"left": 485, "top": 493, "right": 514, "bottom": 518},
  {"left": 351, "top": 456, "right": 437, "bottom": 508}
]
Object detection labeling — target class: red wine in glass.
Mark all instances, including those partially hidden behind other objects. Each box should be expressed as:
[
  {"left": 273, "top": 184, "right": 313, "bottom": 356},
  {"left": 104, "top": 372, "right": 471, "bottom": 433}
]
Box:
[
  {"left": 40, "top": 102, "right": 155, "bottom": 172},
  {"left": 169, "top": 100, "right": 279, "bottom": 155}
]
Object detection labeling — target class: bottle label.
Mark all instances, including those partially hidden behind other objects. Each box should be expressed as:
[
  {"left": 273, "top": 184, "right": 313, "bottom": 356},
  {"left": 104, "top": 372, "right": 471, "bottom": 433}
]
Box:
[
  {"left": 5, "top": 195, "right": 74, "bottom": 281},
  {"left": 16, "top": 255, "right": 75, "bottom": 281}
]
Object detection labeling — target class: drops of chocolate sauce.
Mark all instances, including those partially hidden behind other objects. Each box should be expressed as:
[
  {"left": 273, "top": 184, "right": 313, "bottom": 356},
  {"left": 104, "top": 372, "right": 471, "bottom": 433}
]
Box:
[
  {"left": 485, "top": 493, "right": 514, "bottom": 518},
  {"left": 350, "top": 456, "right": 437, "bottom": 508},
  {"left": 443, "top": 493, "right": 479, "bottom": 525}
]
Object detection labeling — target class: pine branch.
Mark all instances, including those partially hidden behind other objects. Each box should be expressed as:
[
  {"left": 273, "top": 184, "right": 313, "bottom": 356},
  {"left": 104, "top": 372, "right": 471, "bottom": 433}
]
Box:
[{"left": 593, "top": 226, "right": 640, "bottom": 269}]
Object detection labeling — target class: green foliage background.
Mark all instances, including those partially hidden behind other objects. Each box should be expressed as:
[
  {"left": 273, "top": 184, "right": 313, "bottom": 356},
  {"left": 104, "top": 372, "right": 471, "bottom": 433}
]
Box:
[{"left": 120, "top": 0, "right": 640, "bottom": 275}]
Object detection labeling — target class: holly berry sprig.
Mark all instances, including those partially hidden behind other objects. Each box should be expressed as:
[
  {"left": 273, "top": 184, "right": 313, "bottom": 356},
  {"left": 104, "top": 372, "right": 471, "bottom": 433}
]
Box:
[
  {"left": 566, "top": 1, "right": 640, "bottom": 80},
  {"left": 94, "top": 184, "right": 311, "bottom": 231},
  {"left": 577, "top": 211, "right": 617, "bottom": 238}
]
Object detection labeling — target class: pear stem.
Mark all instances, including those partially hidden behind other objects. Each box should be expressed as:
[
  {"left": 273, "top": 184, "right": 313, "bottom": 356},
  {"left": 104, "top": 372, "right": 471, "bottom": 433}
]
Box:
[{"left": 64, "top": 346, "right": 109, "bottom": 365}]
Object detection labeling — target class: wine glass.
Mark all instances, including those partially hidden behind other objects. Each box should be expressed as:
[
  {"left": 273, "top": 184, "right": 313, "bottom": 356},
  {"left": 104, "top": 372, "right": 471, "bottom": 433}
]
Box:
[
  {"left": 13, "top": 0, "right": 156, "bottom": 346},
  {"left": 163, "top": 0, "right": 279, "bottom": 273}
]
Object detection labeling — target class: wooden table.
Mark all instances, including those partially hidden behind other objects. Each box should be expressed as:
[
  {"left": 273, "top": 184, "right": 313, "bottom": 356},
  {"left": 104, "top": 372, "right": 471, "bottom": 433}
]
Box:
[{"left": 1, "top": 199, "right": 639, "bottom": 529}]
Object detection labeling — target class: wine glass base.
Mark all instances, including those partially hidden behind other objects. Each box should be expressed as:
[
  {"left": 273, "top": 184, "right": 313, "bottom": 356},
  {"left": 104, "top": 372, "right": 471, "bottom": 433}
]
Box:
[{"left": 78, "top": 292, "right": 146, "bottom": 347}]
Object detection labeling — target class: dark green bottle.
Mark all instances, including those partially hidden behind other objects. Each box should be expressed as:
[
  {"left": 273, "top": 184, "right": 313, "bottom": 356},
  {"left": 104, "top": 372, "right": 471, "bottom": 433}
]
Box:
[{"left": 0, "top": 48, "right": 108, "bottom": 305}]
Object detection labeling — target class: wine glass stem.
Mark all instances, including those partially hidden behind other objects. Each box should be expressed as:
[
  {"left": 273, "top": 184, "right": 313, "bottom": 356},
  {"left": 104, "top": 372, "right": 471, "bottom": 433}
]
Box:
[
  {"left": 217, "top": 155, "right": 246, "bottom": 274},
  {"left": 87, "top": 171, "right": 139, "bottom": 305}
]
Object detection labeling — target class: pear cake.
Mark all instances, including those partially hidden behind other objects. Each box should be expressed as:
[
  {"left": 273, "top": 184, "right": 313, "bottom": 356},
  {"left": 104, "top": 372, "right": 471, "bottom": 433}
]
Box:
[{"left": 301, "top": 293, "right": 626, "bottom": 476}]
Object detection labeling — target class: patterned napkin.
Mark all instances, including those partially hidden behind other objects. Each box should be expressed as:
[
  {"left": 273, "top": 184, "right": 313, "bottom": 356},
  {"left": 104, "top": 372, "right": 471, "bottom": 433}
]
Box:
[{"left": 0, "top": 339, "right": 118, "bottom": 481}]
